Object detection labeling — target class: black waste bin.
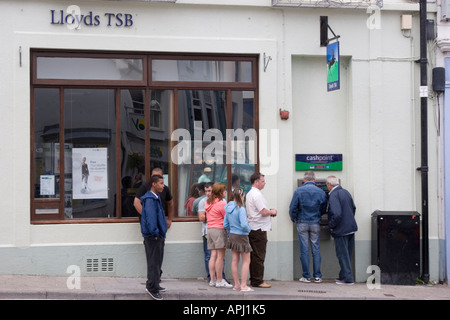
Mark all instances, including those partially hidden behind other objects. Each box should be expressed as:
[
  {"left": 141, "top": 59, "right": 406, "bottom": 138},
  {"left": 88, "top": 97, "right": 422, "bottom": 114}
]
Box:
[{"left": 371, "top": 211, "right": 420, "bottom": 285}]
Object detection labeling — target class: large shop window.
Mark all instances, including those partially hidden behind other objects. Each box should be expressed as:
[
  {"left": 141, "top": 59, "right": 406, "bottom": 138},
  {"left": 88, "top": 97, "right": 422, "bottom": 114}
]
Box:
[{"left": 31, "top": 51, "right": 258, "bottom": 223}]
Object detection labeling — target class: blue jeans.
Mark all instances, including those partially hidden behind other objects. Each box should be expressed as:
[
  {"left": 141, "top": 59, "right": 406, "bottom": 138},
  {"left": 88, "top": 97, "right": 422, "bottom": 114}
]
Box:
[
  {"left": 334, "top": 234, "right": 355, "bottom": 283},
  {"left": 297, "top": 222, "right": 321, "bottom": 279},
  {"left": 202, "top": 235, "right": 211, "bottom": 280}
]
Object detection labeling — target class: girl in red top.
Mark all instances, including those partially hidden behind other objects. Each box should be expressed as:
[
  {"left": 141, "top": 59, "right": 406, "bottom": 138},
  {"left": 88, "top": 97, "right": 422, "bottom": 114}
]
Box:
[{"left": 205, "top": 182, "right": 231, "bottom": 288}]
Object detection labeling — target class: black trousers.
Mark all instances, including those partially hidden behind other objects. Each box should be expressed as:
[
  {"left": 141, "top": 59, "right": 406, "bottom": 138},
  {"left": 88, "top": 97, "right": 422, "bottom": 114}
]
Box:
[
  {"left": 248, "top": 229, "right": 267, "bottom": 286},
  {"left": 143, "top": 236, "right": 165, "bottom": 293}
]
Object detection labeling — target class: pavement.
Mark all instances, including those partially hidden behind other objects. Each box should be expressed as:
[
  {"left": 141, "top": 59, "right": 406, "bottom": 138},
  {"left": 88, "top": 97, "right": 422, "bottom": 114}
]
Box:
[{"left": 0, "top": 274, "right": 450, "bottom": 300}]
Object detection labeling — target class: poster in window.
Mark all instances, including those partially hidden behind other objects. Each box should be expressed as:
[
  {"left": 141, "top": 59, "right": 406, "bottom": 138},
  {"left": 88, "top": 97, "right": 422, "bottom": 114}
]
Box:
[
  {"left": 327, "top": 41, "right": 340, "bottom": 92},
  {"left": 72, "top": 148, "right": 108, "bottom": 199},
  {"left": 40, "top": 175, "right": 55, "bottom": 196}
]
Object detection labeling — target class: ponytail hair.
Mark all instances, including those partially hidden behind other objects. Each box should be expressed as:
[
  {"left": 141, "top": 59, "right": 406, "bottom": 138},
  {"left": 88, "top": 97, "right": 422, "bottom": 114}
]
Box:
[{"left": 229, "top": 188, "right": 244, "bottom": 207}]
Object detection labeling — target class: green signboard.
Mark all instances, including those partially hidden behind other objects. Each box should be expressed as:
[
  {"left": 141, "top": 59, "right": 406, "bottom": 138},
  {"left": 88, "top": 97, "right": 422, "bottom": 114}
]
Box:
[
  {"left": 295, "top": 154, "right": 342, "bottom": 171},
  {"left": 327, "top": 41, "right": 340, "bottom": 91}
]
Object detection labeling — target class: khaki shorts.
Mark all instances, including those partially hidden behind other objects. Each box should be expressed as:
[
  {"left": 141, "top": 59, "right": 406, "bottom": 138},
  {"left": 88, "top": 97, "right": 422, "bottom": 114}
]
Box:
[{"left": 207, "top": 228, "right": 227, "bottom": 250}]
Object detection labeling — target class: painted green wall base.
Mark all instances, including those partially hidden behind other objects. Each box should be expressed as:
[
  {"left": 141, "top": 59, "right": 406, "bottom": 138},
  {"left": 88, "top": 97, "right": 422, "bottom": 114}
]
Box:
[{"left": 0, "top": 238, "right": 441, "bottom": 283}]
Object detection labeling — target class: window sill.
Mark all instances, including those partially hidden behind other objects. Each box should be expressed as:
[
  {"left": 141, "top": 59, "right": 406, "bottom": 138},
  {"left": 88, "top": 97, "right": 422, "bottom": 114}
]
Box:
[{"left": 31, "top": 217, "right": 140, "bottom": 225}]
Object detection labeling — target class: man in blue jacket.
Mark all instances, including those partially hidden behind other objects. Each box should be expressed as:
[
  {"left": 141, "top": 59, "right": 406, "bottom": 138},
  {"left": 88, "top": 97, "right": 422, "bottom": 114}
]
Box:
[
  {"left": 289, "top": 171, "right": 327, "bottom": 283},
  {"left": 141, "top": 174, "right": 168, "bottom": 300},
  {"left": 326, "top": 175, "right": 358, "bottom": 285}
]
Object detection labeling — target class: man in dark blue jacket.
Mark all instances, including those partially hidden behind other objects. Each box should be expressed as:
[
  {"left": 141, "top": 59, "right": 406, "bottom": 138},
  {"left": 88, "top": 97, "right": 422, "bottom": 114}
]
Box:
[
  {"left": 141, "top": 174, "right": 167, "bottom": 300},
  {"left": 326, "top": 175, "right": 358, "bottom": 285},
  {"left": 289, "top": 171, "right": 327, "bottom": 283}
]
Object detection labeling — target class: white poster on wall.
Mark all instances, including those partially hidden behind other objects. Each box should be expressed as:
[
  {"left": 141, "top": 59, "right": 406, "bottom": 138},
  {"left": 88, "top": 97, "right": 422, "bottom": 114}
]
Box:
[{"left": 72, "top": 148, "right": 108, "bottom": 199}]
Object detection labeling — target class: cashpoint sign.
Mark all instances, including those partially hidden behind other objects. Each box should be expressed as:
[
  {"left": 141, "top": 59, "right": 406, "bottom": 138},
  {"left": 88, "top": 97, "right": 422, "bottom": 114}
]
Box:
[{"left": 295, "top": 154, "right": 342, "bottom": 171}]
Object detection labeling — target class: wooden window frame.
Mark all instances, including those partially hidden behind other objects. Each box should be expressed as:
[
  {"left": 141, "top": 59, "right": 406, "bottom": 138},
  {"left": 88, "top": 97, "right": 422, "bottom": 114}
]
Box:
[
  {"left": 30, "top": 49, "right": 259, "bottom": 224},
  {"left": 31, "top": 50, "right": 148, "bottom": 87}
]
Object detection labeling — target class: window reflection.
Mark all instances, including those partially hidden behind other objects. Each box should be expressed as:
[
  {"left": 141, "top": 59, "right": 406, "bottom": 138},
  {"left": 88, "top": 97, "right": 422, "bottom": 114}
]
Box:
[
  {"left": 153, "top": 60, "right": 252, "bottom": 82},
  {"left": 120, "top": 89, "right": 145, "bottom": 217},
  {"left": 37, "top": 57, "right": 143, "bottom": 81},
  {"left": 120, "top": 89, "right": 173, "bottom": 217},
  {"left": 175, "top": 90, "right": 256, "bottom": 217},
  {"left": 32, "top": 52, "right": 257, "bottom": 222},
  {"left": 33, "top": 88, "right": 60, "bottom": 201},
  {"left": 64, "top": 89, "right": 116, "bottom": 219},
  {"left": 176, "top": 90, "right": 227, "bottom": 217},
  {"left": 149, "top": 90, "right": 172, "bottom": 174},
  {"left": 231, "top": 91, "right": 255, "bottom": 195}
]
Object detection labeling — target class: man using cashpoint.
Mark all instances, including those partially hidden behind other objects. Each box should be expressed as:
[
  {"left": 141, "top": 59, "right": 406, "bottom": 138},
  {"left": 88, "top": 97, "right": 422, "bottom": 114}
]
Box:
[
  {"left": 326, "top": 175, "right": 358, "bottom": 285},
  {"left": 289, "top": 171, "right": 327, "bottom": 283}
]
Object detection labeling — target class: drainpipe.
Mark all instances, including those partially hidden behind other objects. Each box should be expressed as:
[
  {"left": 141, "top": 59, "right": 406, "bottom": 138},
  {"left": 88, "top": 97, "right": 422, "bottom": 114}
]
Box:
[{"left": 418, "top": 0, "right": 430, "bottom": 284}]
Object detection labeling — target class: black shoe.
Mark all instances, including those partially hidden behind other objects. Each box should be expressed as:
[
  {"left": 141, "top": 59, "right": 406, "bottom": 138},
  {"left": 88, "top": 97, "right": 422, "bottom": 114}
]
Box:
[
  {"left": 158, "top": 286, "right": 166, "bottom": 292},
  {"left": 335, "top": 280, "right": 354, "bottom": 285},
  {"left": 146, "top": 288, "right": 163, "bottom": 300}
]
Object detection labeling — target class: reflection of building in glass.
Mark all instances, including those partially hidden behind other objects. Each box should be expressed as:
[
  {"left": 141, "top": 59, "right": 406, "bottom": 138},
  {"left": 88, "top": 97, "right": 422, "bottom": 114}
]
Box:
[{"left": 175, "top": 87, "right": 255, "bottom": 216}]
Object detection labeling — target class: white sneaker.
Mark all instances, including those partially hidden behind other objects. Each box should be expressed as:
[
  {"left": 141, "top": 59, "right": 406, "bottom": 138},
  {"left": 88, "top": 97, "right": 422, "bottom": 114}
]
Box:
[
  {"left": 209, "top": 280, "right": 216, "bottom": 287},
  {"left": 299, "top": 277, "right": 311, "bottom": 283},
  {"left": 215, "top": 279, "right": 233, "bottom": 288}
]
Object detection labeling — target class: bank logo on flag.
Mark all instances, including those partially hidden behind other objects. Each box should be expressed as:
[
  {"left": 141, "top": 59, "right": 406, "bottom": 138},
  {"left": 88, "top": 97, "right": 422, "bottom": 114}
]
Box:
[{"left": 327, "top": 41, "right": 340, "bottom": 92}]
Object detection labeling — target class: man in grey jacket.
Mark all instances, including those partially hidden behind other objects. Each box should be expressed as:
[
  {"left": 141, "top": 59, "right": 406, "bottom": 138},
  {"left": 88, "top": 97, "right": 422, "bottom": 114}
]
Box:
[{"left": 326, "top": 175, "right": 358, "bottom": 285}]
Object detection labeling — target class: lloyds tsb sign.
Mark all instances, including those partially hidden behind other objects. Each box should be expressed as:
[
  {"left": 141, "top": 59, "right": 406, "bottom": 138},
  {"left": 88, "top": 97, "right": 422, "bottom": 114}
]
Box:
[{"left": 50, "top": 5, "right": 134, "bottom": 29}]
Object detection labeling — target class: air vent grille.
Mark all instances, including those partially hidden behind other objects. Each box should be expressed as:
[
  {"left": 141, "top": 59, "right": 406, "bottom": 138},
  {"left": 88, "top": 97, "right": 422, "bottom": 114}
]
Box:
[
  {"left": 86, "top": 257, "right": 114, "bottom": 273},
  {"left": 101, "top": 257, "right": 114, "bottom": 272}
]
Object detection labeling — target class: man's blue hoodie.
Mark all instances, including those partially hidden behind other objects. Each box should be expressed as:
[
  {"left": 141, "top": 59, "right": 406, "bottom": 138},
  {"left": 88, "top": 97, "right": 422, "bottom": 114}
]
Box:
[
  {"left": 140, "top": 191, "right": 168, "bottom": 238},
  {"left": 223, "top": 201, "right": 251, "bottom": 235}
]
